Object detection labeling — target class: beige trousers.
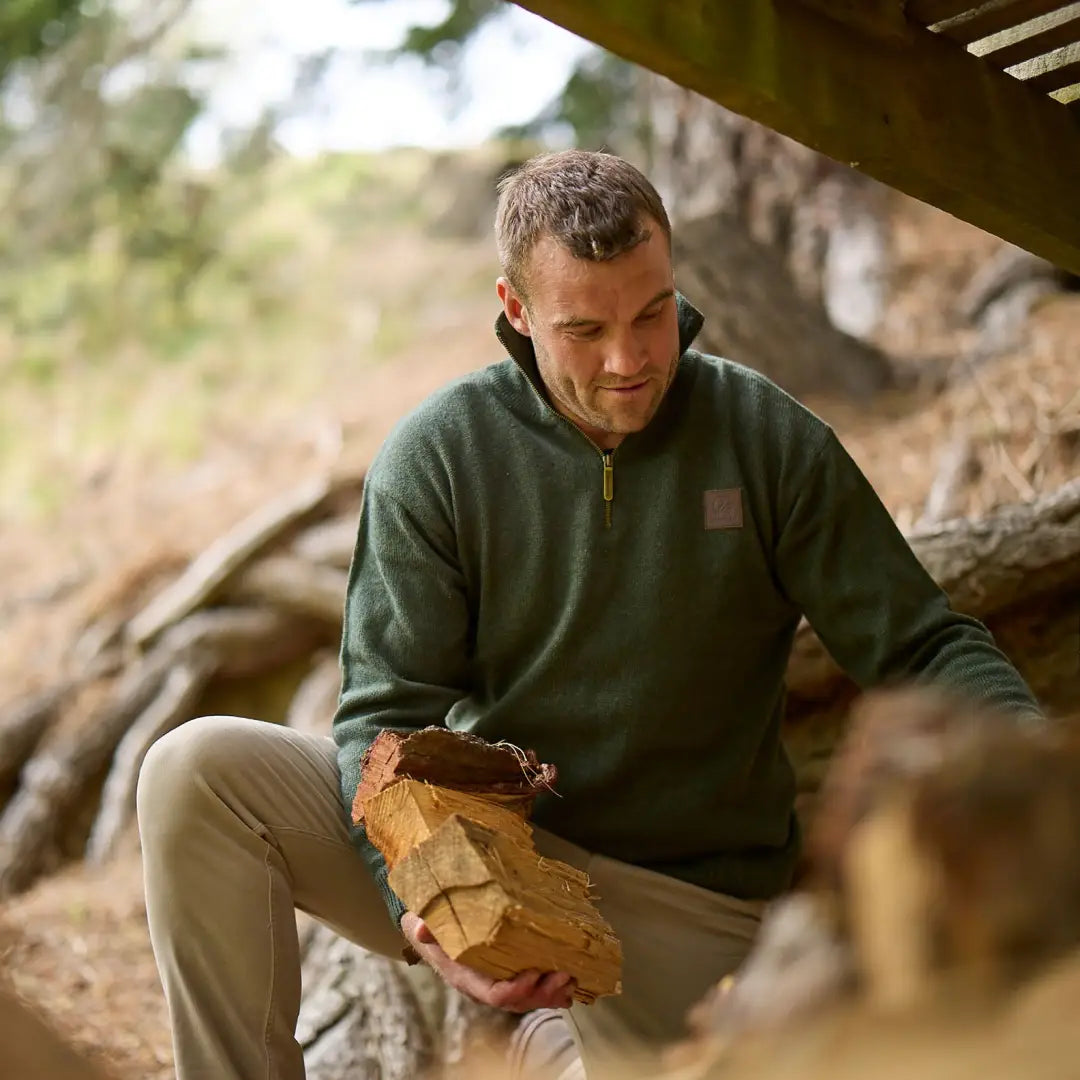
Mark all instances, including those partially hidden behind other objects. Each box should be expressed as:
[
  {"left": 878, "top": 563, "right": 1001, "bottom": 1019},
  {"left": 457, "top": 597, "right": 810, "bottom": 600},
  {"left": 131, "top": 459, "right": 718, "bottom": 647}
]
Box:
[{"left": 137, "top": 716, "right": 764, "bottom": 1080}]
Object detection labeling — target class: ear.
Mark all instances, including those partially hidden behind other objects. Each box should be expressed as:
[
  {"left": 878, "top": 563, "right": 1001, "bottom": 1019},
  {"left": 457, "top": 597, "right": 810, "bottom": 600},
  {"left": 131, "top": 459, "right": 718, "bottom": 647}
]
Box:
[{"left": 497, "top": 277, "right": 532, "bottom": 338}]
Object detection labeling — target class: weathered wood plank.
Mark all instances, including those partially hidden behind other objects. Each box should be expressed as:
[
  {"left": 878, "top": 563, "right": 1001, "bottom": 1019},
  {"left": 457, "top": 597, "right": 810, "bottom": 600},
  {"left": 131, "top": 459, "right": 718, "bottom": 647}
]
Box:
[
  {"left": 1023, "top": 55, "right": 1080, "bottom": 90},
  {"left": 979, "top": 12, "right": 1080, "bottom": 69},
  {"left": 937, "top": 0, "right": 1074, "bottom": 45},
  {"left": 513, "top": 0, "right": 1080, "bottom": 274}
]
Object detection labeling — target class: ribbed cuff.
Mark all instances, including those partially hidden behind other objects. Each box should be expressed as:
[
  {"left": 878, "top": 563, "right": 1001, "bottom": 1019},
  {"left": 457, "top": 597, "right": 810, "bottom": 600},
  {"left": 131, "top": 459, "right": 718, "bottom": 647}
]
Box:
[{"left": 374, "top": 862, "right": 408, "bottom": 928}]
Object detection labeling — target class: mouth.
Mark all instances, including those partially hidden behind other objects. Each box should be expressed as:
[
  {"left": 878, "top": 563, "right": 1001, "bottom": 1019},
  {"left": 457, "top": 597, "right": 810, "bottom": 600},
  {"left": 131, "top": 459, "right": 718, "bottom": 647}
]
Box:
[{"left": 600, "top": 380, "right": 649, "bottom": 396}]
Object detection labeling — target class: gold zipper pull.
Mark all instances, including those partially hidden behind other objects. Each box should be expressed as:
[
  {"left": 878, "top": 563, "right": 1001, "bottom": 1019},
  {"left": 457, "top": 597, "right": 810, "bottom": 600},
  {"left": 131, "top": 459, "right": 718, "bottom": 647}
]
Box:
[{"left": 602, "top": 450, "right": 614, "bottom": 528}]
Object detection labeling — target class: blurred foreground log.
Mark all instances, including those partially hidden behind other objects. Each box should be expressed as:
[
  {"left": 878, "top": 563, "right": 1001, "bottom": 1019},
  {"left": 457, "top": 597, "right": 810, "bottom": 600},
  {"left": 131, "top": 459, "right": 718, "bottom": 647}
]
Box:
[
  {"left": 668, "top": 690, "right": 1080, "bottom": 1080},
  {"left": 0, "top": 979, "right": 117, "bottom": 1080}
]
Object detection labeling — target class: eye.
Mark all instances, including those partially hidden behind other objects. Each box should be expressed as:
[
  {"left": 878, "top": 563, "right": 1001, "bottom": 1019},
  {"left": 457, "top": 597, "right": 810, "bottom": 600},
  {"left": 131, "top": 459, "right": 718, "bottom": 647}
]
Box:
[
  {"left": 636, "top": 309, "right": 661, "bottom": 324},
  {"left": 571, "top": 326, "right": 602, "bottom": 341}
]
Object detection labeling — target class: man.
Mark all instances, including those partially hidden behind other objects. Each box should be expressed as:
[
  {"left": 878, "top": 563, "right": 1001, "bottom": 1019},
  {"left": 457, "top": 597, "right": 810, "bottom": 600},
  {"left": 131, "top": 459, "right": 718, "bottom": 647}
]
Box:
[{"left": 138, "top": 150, "right": 1039, "bottom": 1080}]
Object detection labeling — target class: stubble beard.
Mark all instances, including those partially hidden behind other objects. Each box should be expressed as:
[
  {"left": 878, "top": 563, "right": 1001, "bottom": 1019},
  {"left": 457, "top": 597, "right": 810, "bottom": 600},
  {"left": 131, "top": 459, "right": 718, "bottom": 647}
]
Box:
[{"left": 589, "top": 348, "right": 680, "bottom": 436}]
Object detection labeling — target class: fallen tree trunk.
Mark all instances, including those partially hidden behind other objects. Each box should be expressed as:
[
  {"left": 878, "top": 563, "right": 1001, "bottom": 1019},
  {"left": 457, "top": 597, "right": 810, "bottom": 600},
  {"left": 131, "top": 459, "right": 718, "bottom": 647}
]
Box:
[
  {"left": 0, "top": 608, "right": 327, "bottom": 897},
  {"left": 783, "top": 478, "right": 1080, "bottom": 791},
  {"left": 297, "top": 922, "right": 513, "bottom": 1080}
]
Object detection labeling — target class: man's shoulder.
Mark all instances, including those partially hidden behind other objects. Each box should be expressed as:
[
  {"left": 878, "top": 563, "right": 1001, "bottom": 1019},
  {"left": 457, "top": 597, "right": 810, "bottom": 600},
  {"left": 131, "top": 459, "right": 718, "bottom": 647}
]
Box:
[
  {"left": 402, "top": 360, "right": 514, "bottom": 426},
  {"left": 683, "top": 350, "right": 831, "bottom": 438},
  {"left": 368, "top": 360, "right": 519, "bottom": 484}
]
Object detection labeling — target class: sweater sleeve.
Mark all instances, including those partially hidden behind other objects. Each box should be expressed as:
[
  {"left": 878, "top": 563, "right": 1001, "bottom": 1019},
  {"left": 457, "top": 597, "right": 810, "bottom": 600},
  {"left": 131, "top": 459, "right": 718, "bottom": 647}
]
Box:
[
  {"left": 332, "top": 476, "right": 471, "bottom": 927},
  {"left": 773, "top": 428, "right": 1041, "bottom": 719}
]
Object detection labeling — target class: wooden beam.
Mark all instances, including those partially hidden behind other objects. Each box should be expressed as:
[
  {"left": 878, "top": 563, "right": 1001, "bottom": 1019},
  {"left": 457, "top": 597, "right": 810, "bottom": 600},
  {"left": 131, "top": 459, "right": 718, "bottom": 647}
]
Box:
[
  {"left": 938, "top": 0, "right": 1077, "bottom": 46},
  {"left": 979, "top": 12, "right": 1080, "bottom": 68},
  {"left": 799, "top": 0, "right": 910, "bottom": 40},
  {"left": 513, "top": 0, "right": 1080, "bottom": 274},
  {"left": 906, "top": 0, "right": 983, "bottom": 25}
]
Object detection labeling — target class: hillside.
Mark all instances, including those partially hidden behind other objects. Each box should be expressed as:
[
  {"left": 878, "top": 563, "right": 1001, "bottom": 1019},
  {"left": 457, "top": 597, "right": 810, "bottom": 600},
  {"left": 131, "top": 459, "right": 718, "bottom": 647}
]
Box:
[{"left": 0, "top": 144, "right": 1077, "bottom": 1078}]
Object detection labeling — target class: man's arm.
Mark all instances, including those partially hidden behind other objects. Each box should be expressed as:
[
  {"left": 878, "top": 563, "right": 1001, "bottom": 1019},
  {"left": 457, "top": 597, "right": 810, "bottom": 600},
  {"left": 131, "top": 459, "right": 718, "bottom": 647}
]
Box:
[
  {"left": 333, "top": 474, "right": 576, "bottom": 1011},
  {"left": 773, "top": 429, "right": 1041, "bottom": 717},
  {"left": 333, "top": 477, "right": 471, "bottom": 925}
]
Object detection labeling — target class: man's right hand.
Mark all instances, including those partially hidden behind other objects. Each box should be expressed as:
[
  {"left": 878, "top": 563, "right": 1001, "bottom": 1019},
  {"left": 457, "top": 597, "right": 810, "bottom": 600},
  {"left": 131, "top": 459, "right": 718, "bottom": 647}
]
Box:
[{"left": 400, "top": 911, "right": 576, "bottom": 1012}]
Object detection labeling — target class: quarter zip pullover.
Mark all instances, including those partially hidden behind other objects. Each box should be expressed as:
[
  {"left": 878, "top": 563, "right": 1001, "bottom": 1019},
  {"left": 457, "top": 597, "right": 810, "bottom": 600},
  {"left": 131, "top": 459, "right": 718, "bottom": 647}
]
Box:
[{"left": 335, "top": 296, "right": 1040, "bottom": 925}]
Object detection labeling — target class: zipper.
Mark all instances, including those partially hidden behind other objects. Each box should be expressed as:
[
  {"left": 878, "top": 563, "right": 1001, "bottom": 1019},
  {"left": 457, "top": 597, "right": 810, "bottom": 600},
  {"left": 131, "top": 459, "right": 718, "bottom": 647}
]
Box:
[
  {"left": 496, "top": 324, "right": 619, "bottom": 531},
  {"left": 602, "top": 449, "right": 614, "bottom": 529}
]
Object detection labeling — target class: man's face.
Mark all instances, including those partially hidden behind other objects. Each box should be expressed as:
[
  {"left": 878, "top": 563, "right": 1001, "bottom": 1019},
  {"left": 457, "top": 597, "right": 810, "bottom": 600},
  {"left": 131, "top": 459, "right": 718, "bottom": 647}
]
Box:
[{"left": 497, "top": 223, "right": 681, "bottom": 449}]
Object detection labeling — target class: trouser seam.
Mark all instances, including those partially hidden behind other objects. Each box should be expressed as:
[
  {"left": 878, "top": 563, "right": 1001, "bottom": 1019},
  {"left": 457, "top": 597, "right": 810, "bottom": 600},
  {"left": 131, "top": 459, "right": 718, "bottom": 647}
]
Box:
[
  {"left": 264, "top": 824, "right": 352, "bottom": 846},
  {"left": 263, "top": 842, "right": 275, "bottom": 1080}
]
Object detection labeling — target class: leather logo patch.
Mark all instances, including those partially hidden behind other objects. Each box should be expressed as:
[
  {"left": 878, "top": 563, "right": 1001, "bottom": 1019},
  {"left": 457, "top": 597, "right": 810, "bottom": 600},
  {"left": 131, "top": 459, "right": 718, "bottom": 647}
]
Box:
[{"left": 704, "top": 487, "right": 743, "bottom": 530}]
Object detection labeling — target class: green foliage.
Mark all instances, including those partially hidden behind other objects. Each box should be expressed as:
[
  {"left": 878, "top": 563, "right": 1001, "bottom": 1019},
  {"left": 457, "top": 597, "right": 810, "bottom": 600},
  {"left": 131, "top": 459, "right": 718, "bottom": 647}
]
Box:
[
  {"left": 0, "top": 0, "right": 85, "bottom": 76},
  {"left": 352, "top": 0, "right": 504, "bottom": 66},
  {"left": 397, "top": 0, "right": 503, "bottom": 65},
  {"left": 501, "top": 50, "right": 641, "bottom": 150},
  {"left": 351, "top": 0, "right": 642, "bottom": 150}
]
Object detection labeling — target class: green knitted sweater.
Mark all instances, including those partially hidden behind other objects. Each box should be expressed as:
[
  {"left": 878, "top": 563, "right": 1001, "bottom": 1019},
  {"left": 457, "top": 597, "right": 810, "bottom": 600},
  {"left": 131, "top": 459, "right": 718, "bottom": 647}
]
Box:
[{"left": 333, "top": 297, "right": 1039, "bottom": 925}]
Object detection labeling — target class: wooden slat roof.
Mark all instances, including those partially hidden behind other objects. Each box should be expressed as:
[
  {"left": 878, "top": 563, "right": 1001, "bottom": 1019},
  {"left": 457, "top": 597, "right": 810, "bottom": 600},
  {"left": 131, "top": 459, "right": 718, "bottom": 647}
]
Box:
[
  {"left": 514, "top": 0, "right": 1080, "bottom": 274},
  {"left": 915, "top": 0, "right": 1080, "bottom": 112}
]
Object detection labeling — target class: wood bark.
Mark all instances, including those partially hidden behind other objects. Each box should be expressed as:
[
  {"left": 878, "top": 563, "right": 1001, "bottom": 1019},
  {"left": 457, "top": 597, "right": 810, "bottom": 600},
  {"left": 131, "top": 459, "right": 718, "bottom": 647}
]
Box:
[
  {"left": 352, "top": 727, "right": 557, "bottom": 825},
  {"left": 297, "top": 923, "right": 513, "bottom": 1080},
  {"left": 643, "top": 79, "right": 899, "bottom": 400},
  {"left": 126, "top": 475, "right": 335, "bottom": 646},
  {"left": 84, "top": 658, "right": 213, "bottom": 864}
]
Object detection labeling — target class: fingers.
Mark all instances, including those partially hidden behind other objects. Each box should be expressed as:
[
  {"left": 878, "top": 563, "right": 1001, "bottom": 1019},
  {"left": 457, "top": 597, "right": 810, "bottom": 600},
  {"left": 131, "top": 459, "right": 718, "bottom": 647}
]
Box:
[
  {"left": 487, "top": 968, "right": 544, "bottom": 1010},
  {"left": 485, "top": 970, "right": 577, "bottom": 1012},
  {"left": 413, "top": 919, "right": 438, "bottom": 946},
  {"left": 404, "top": 915, "right": 578, "bottom": 1012},
  {"left": 536, "top": 971, "right": 577, "bottom": 1010}
]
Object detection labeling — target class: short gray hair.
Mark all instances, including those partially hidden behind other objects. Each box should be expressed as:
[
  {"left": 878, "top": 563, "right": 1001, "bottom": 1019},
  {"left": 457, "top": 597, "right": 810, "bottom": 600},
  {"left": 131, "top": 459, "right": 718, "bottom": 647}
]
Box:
[{"left": 495, "top": 150, "right": 671, "bottom": 298}]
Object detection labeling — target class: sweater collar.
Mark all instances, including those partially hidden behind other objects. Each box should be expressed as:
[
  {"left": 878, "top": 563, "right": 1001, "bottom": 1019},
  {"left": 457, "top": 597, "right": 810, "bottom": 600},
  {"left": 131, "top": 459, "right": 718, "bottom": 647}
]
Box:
[{"left": 494, "top": 292, "right": 705, "bottom": 399}]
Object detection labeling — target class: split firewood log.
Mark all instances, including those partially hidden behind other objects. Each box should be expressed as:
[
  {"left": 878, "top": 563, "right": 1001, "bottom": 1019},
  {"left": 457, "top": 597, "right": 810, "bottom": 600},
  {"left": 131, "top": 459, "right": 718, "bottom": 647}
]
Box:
[
  {"left": 362, "top": 779, "right": 535, "bottom": 869},
  {"left": 353, "top": 727, "right": 621, "bottom": 1003},
  {"left": 388, "top": 810, "right": 622, "bottom": 1003},
  {"left": 809, "top": 690, "right": 1080, "bottom": 1008}
]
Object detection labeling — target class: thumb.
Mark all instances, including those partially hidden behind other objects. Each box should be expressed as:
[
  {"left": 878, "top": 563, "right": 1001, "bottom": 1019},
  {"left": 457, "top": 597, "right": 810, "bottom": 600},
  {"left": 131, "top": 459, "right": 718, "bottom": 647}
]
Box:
[{"left": 414, "top": 919, "right": 438, "bottom": 946}]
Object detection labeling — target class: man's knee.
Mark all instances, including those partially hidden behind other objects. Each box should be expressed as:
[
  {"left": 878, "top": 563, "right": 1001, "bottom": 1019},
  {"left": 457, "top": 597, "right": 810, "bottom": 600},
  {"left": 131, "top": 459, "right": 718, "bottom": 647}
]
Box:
[{"left": 137, "top": 714, "right": 255, "bottom": 842}]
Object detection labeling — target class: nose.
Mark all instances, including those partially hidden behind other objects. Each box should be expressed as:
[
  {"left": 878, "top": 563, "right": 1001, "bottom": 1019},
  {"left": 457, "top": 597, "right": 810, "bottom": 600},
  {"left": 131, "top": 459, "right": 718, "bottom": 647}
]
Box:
[{"left": 603, "top": 328, "right": 649, "bottom": 379}]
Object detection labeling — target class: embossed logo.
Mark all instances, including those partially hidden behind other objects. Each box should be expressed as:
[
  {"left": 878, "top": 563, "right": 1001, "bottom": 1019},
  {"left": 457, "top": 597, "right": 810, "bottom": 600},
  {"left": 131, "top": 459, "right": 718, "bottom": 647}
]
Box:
[{"left": 704, "top": 487, "right": 743, "bottom": 530}]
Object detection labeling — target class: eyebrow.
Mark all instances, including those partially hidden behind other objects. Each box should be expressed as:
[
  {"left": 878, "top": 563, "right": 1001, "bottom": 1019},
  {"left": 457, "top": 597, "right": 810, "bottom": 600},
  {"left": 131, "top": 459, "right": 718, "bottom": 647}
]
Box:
[{"left": 551, "top": 288, "right": 675, "bottom": 332}]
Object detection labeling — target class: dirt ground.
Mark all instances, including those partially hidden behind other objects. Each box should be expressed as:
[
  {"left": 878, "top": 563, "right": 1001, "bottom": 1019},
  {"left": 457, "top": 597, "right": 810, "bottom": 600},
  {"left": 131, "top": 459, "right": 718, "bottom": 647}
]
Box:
[{"left": 0, "top": 191, "right": 1077, "bottom": 1078}]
